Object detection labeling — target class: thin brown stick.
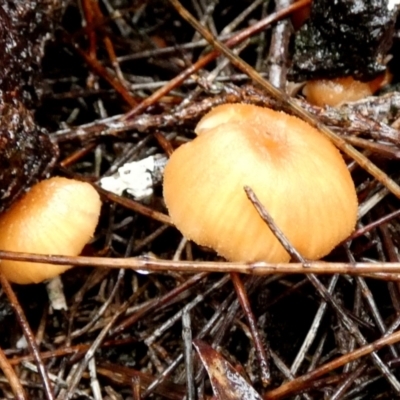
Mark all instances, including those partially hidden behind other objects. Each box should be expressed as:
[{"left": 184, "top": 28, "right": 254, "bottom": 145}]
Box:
[
  {"left": 9, "top": 338, "right": 138, "bottom": 367},
  {"left": 349, "top": 208, "right": 400, "bottom": 240},
  {"left": 74, "top": 45, "right": 139, "bottom": 108},
  {"left": 244, "top": 185, "right": 400, "bottom": 393},
  {"left": 96, "top": 185, "right": 172, "bottom": 225},
  {"left": 81, "top": 0, "right": 97, "bottom": 59},
  {"left": 59, "top": 142, "right": 98, "bottom": 168},
  {"left": 112, "top": 272, "right": 208, "bottom": 335},
  {"left": 0, "top": 272, "right": 55, "bottom": 400},
  {"left": 61, "top": 311, "right": 121, "bottom": 400},
  {"left": 123, "top": 0, "right": 311, "bottom": 120},
  {"left": 264, "top": 329, "right": 400, "bottom": 399},
  {"left": 1, "top": 249, "right": 400, "bottom": 277},
  {"left": 231, "top": 273, "right": 270, "bottom": 385},
  {"left": 0, "top": 346, "right": 27, "bottom": 400}
]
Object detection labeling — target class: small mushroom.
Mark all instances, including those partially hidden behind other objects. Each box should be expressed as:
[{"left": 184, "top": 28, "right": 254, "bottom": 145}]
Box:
[
  {"left": 0, "top": 177, "right": 101, "bottom": 284},
  {"left": 303, "top": 73, "right": 391, "bottom": 107},
  {"left": 163, "top": 103, "right": 358, "bottom": 263}
]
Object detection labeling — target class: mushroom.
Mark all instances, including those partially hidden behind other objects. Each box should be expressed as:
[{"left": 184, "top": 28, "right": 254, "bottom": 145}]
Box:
[
  {"left": 0, "top": 177, "right": 101, "bottom": 284},
  {"left": 303, "top": 73, "right": 391, "bottom": 107},
  {"left": 163, "top": 103, "right": 358, "bottom": 263}
]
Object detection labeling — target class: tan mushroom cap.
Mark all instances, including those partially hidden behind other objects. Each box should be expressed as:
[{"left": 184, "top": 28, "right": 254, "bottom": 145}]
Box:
[
  {"left": 303, "top": 75, "right": 389, "bottom": 107},
  {"left": 163, "top": 104, "right": 358, "bottom": 263},
  {"left": 0, "top": 177, "right": 102, "bottom": 284}
]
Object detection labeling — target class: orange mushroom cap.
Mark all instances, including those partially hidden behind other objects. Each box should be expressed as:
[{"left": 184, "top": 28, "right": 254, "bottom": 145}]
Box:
[
  {"left": 0, "top": 177, "right": 101, "bottom": 284},
  {"left": 303, "top": 73, "right": 390, "bottom": 107},
  {"left": 163, "top": 104, "right": 358, "bottom": 263}
]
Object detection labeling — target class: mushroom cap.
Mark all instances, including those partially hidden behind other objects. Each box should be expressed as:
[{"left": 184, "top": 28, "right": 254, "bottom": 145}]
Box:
[
  {"left": 163, "top": 104, "right": 358, "bottom": 263},
  {"left": 0, "top": 177, "right": 101, "bottom": 284},
  {"left": 303, "top": 75, "right": 388, "bottom": 107}
]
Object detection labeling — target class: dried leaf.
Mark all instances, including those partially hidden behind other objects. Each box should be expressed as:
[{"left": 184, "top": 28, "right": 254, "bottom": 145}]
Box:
[{"left": 193, "top": 340, "right": 262, "bottom": 400}]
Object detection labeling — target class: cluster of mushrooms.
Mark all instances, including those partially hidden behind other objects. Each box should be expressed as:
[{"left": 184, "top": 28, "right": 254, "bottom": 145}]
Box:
[{"left": 0, "top": 103, "right": 358, "bottom": 285}]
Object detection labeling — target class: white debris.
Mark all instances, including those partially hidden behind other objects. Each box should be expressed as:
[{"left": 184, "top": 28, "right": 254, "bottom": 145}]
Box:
[
  {"left": 100, "top": 155, "right": 167, "bottom": 201},
  {"left": 388, "top": 0, "right": 400, "bottom": 10},
  {"left": 46, "top": 276, "right": 68, "bottom": 311},
  {"left": 16, "top": 335, "right": 28, "bottom": 349}
]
